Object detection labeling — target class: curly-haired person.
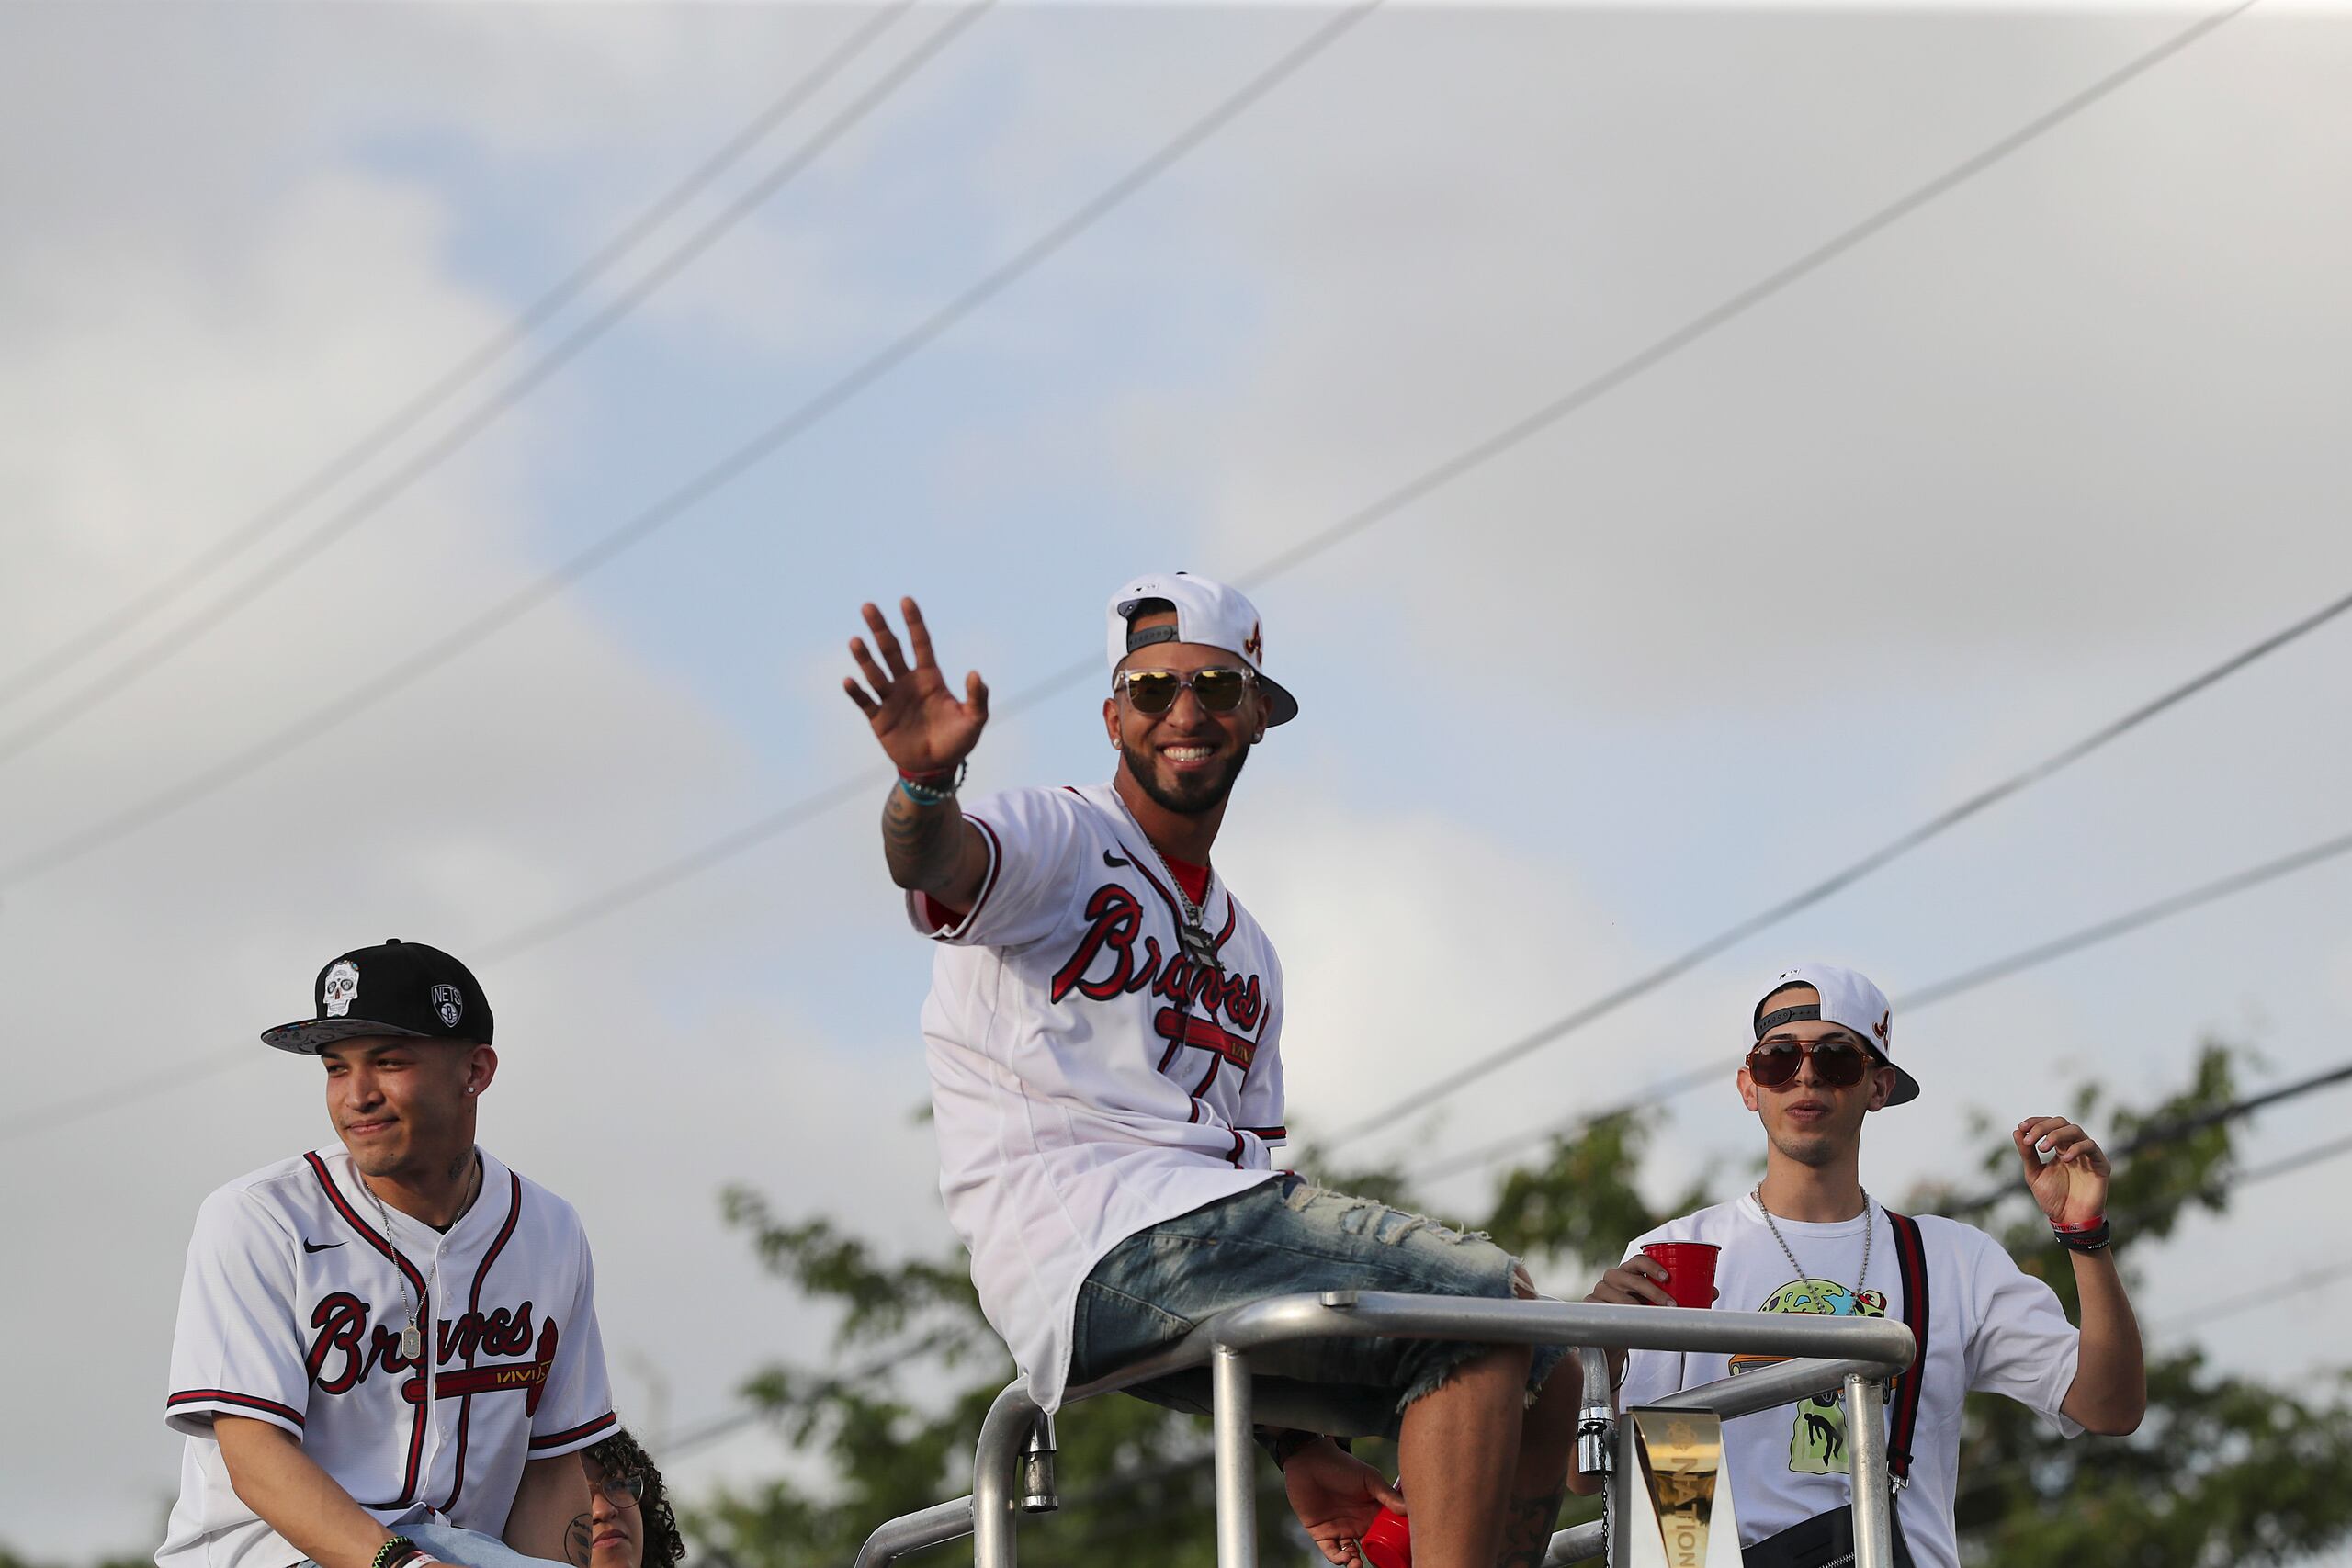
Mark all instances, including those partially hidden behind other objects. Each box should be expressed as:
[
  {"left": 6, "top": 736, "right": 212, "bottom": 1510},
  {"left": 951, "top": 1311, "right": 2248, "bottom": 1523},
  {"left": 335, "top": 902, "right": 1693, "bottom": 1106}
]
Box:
[{"left": 563, "top": 1429, "right": 684, "bottom": 1568}]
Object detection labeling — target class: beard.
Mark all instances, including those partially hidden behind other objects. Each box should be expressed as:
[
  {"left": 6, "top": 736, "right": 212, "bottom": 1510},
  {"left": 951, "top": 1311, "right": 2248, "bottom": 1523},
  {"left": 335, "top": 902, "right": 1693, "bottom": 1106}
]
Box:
[{"left": 1122, "top": 735, "right": 1251, "bottom": 817}]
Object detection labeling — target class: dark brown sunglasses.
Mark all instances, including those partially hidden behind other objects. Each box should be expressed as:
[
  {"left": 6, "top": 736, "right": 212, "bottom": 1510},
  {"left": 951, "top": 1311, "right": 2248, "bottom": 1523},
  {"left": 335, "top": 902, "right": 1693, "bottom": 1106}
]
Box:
[{"left": 1745, "top": 1035, "right": 1879, "bottom": 1089}]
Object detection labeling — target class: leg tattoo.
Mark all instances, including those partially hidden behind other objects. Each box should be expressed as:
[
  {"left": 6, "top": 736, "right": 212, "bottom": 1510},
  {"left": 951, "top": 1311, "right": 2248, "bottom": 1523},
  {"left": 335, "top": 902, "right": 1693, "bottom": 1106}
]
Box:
[{"left": 1497, "top": 1488, "right": 1566, "bottom": 1568}]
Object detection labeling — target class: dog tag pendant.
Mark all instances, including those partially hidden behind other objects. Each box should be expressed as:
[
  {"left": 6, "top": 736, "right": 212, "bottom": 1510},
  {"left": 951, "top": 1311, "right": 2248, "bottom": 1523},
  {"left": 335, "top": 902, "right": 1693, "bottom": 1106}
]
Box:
[{"left": 401, "top": 1320, "right": 422, "bottom": 1361}]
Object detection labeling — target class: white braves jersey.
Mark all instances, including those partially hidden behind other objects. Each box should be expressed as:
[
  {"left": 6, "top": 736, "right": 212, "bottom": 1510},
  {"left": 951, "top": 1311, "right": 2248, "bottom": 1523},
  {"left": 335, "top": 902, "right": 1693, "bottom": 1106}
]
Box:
[
  {"left": 913, "top": 782, "right": 1284, "bottom": 1411},
  {"left": 1618, "top": 1196, "right": 2082, "bottom": 1568},
  {"left": 159, "top": 1146, "right": 616, "bottom": 1568}
]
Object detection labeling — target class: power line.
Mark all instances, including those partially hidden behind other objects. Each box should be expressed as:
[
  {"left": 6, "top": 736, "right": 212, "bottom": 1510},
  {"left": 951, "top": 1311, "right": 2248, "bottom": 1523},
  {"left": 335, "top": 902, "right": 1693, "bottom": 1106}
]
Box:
[
  {"left": 0, "top": 0, "right": 975, "bottom": 773},
  {"left": 1330, "top": 566, "right": 2351, "bottom": 1155},
  {"left": 0, "top": 1044, "right": 259, "bottom": 1143},
  {"left": 1904, "top": 829, "right": 2352, "bottom": 1009},
  {"left": 0, "top": 0, "right": 2273, "bottom": 1141},
  {"left": 217, "top": 0, "right": 2277, "bottom": 954},
  {"left": 1410, "top": 821, "right": 2352, "bottom": 1182},
  {"left": 1933, "top": 1055, "right": 2352, "bottom": 1220},
  {"left": 0, "top": 0, "right": 1379, "bottom": 889},
  {"left": 2157, "top": 1258, "right": 2352, "bottom": 1336},
  {"left": 0, "top": 3, "right": 915, "bottom": 719},
  {"left": 12, "top": 614, "right": 2344, "bottom": 1156}
]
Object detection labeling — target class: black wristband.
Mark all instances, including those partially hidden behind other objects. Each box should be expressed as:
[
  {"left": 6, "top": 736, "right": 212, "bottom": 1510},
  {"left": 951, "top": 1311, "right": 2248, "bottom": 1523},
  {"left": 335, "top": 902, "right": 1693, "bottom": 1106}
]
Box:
[
  {"left": 2053, "top": 1218, "right": 2112, "bottom": 1253},
  {"left": 371, "top": 1540, "right": 418, "bottom": 1568}
]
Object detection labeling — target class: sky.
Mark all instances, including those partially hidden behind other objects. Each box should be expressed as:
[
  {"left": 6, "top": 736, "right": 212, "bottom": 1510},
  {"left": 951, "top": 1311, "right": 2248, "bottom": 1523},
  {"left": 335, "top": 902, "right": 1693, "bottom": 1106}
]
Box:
[{"left": 6, "top": 1, "right": 2352, "bottom": 1560}]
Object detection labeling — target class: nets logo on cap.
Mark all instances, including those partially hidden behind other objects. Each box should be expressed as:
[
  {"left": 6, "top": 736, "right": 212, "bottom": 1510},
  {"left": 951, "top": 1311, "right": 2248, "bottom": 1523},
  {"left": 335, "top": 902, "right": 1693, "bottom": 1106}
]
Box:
[{"left": 432, "top": 984, "right": 464, "bottom": 1028}]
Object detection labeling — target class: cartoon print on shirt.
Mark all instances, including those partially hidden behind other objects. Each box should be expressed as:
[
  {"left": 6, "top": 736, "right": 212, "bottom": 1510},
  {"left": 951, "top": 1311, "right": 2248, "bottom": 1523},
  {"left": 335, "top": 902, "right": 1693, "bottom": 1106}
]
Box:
[{"left": 1733, "top": 1277, "right": 1889, "bottom": 1474}]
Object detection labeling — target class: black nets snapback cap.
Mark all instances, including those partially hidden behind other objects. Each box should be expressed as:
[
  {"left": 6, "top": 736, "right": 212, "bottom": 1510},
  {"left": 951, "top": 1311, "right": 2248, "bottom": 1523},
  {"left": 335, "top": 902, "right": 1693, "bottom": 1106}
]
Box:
[{"left": 262, "top": 938, "right": 494, "bottom": 1055}]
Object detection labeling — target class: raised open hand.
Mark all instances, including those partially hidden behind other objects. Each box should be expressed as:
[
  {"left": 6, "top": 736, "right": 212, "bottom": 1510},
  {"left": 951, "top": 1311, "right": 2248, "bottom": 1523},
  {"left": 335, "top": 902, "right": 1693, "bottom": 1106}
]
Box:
[
  {"left": 2014, "top": 1115, "right": 2111, "bottom": 1226},
  {"left": 843, "top": 597, "right": 989, "bottom": 776}
]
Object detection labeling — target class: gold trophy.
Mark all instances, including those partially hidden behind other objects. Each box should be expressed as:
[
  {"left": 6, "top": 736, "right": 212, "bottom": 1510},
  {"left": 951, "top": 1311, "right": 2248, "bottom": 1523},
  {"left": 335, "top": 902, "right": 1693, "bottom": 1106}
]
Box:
[{"left": 1625, "top": 1408, "right": 1743, "bottom": 1568}]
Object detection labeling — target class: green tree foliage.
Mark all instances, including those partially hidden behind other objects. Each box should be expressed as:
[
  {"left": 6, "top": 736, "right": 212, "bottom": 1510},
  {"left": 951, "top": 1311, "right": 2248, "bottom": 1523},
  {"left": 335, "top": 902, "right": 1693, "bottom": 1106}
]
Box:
[{"left": 692, "top": 1043, "right": 2352, "bottom": 1568}]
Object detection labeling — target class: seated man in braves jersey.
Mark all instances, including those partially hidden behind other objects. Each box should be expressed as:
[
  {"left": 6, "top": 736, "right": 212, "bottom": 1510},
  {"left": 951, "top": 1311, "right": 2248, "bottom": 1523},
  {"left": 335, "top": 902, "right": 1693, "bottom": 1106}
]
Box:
[
  {"left": 844, "top": 574, "right": 1584, "bottom": 1568},
  {"left": 159, "top": 940, "right": 617, "bottom": 1568},
  {"left": 1578, "top": 965, "right": 2145, "bottom": 1568}
]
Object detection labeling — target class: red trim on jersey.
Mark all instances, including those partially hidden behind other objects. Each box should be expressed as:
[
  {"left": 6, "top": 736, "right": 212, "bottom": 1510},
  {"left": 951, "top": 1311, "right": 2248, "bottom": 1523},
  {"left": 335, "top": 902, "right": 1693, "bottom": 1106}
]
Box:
[
  {"left": 304, "top": 1151, "right": 430, "bottom": 1507},
  {"left": 411, "top": 1357, "right": 549, "bottom": 1401},
  {"left": 1113, "top": 835, "right": 1199, "bottom": 931},
  {"left": 529, "top": 1411, "right": 617, "bottom": 1450},
  {"left": 169, "top": 1389, "right": 305, "bottom": 1427},
  {"left": 305, "top": 1152, "right": 426, "bottom": 1294},
  {"left": 1154, "top": 1009, "right": 1257, "bottom": 1070},
  {"left": 1240, "top": 1125, "right": 1287, "bottom": 1143},
  {"left": 440, "top": 1168, "right": 525, "bottom": 1514},
  {"left": 1225, "top": 1129, "right": 1247, "bottom": 1168},
  {"left": 1162, "top": 854, "right": 1210, "bottom": 908}
]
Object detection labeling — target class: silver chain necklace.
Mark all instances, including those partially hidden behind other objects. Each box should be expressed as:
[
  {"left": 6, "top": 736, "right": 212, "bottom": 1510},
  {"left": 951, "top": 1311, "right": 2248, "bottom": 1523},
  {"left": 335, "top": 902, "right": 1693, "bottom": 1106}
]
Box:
[
  {"left": 358, "top": 1156, "right": 477, "bottom": 1361},
  {"left": 1753, "top": 1185, "right": 1873, "bottom": 1294},
  {"left": 1115, "top": 797, "right": 1222, "bottom": 974},
  {"left": 361, "top": 1178, "right": 433, "bottom": 1361}
]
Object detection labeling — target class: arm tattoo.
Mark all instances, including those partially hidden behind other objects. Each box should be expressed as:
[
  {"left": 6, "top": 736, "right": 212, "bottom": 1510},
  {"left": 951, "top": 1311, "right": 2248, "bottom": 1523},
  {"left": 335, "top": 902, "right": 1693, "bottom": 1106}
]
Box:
[
  {"left": 1496, "top": 1487, "right": 1566, "bottom": 1568},
  {"left": 882, "top": 787, "right": 967, "bottom": 891},
  {"left": 565, "top": 1513, "right": 593, "bottom": 1567}
]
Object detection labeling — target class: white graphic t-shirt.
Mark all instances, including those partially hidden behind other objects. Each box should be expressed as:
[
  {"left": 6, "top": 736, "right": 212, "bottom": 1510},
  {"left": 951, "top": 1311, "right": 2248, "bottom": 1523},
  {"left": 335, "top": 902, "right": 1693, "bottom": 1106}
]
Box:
[
  {"left": 1618, "top": 1194, "right": 2083, "bottom": 1568},
  {"left": 912, "top": 783, "right": 1285, "bottom": 1410},
  {"left": 158, "top": 1147, "right": 615, "bottom": 1568}
]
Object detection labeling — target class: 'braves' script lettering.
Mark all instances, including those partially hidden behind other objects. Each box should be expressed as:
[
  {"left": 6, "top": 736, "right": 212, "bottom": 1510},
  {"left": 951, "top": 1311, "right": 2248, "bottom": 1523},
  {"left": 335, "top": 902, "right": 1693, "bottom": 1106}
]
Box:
[
  {"left": 305, "top": 1292, "right": 545, "bottom": 1396},
  {"left": 1048, "top": 881, "right": 1266, "bottom": 1035}
]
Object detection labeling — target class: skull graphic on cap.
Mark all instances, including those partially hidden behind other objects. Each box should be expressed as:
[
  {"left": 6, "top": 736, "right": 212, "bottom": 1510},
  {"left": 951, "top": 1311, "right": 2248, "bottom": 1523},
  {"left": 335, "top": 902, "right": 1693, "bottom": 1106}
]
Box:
[{"left": 322, "top": 960, "right": 359, "bottom": 1018}]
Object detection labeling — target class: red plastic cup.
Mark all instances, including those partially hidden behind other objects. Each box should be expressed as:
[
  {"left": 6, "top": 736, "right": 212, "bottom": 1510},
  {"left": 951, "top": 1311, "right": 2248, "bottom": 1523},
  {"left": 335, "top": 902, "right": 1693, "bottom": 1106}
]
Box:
[
  {"left": 1640, "top": 1241, "right": 1720, "bottom": 1308},
  {"left": 1359, "top": 1506, "right": 1412, "bottom": 1568}
]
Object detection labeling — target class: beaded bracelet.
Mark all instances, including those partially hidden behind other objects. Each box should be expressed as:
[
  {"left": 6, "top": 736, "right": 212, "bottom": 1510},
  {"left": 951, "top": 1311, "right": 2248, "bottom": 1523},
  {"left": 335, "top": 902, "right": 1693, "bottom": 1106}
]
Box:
[
  {"left": 897, "top": 760, "right": 967, "bottom": 807},
  {"left": 371, "top": 1539, "right": 418, "bottom": 1568}
]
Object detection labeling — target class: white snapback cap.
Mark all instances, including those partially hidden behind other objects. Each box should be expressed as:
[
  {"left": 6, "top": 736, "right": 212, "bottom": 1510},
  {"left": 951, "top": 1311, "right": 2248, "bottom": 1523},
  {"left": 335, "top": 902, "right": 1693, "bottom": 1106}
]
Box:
[
  {"left": 1106, "top": 571, "right": 1298, "bottom": 726},
  {"left": 1754, "top": 963, "right": 1919, "bottom": 1105}
]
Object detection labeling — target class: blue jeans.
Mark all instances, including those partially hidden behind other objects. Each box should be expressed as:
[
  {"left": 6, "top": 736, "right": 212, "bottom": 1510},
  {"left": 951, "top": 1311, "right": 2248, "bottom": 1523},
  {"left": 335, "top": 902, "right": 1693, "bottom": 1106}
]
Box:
[
  {"left": 1069, "top": 1174, "right": 1565, "bottom": 1435},
  {"left": 303, "top": 1524, "right": 569, "bottom": 1568}
]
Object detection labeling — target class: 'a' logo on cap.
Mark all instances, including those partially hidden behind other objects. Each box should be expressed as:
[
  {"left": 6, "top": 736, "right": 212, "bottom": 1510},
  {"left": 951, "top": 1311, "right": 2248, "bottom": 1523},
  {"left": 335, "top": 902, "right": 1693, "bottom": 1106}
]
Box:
[
  {"left": 1244, "top": 620, "right": 1262, "bottom": 663},
  {"left": 1874, "top": 1010, "right": 1891, "bottom": 1045}
]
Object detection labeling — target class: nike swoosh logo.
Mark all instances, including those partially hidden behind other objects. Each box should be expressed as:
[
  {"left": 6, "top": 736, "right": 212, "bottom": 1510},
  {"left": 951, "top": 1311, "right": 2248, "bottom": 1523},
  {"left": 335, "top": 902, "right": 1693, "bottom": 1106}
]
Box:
[
  {"left": 1103, "top": 852, "right": 1132, "bottom": 868},
  {"left": 303, "top": 1238, "right": 345, "bottom": 1254}
]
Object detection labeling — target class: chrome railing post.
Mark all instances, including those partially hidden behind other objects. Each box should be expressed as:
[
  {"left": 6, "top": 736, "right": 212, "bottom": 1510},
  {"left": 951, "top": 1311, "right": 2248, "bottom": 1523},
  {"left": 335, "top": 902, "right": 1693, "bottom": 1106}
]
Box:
[
  {"left": 973, "top": 1382, "right": 1044, "bottom": 1568},
  {"left": 1845, "top": 1371, "right": 1894, "bottom": 1568},
  {"left": 1212, "top": 1344, "right": 1260, "bottom": 1568},
  {"left": 1019, "top": 1411, "right": 1058, "bottom": 1512},
  {"left": 1574, "top": 1346, "right": 1613, "bottom": 1482}
]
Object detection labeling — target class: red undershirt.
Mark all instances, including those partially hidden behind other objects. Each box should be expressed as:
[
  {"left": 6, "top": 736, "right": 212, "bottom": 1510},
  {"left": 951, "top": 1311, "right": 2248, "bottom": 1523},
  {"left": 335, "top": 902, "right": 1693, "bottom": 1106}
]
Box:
[{"left": 921, "top": 849, "right": 1210, "bottom": 931}]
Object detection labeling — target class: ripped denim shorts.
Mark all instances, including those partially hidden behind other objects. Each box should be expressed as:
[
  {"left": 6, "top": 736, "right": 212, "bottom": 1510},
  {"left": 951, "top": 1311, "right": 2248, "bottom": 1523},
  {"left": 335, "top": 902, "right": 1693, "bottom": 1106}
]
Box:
[{"left": 1068, "top": 1174, "right": 1565, "bottom": 1432}]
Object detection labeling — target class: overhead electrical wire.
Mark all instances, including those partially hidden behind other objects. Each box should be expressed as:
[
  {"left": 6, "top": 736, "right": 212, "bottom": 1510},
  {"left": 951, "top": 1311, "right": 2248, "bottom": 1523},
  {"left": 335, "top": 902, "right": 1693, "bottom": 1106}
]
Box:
[
  {"left": 0, "top": 0, "right": 1380, "bottom": 887},
  {"left": 0, "top": 0, "right": 2278, "bottom": 1148},
  {"left": 0, "top": 2, "right": 918, "bottom": 718},
  {"left": 0, "top": 0, "right": 982, "bottom": 773},
  {"left": 32, "top": 0, "right": 2250, "bottom": 940},
  {"left": 1406, "top": 821, "right": 2352, "bottom": 1183},
  {"left": 1327, "top": 573, "right": 2351, "bottom": 1156}
]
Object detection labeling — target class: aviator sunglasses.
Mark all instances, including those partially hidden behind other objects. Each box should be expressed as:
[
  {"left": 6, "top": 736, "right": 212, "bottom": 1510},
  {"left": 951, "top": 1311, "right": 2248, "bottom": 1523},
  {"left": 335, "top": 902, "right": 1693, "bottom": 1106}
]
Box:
[
  {"left": 1114, "top": 667, "right": 1256, "bottom": 715},
  {"left": 1744, "top": 1034, "right": 1882, "bottom": 1089}
]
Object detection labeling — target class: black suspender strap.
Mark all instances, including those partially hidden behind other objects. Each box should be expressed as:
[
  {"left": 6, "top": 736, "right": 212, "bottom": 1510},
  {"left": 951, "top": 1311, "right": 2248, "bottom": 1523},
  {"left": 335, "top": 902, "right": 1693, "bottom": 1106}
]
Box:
[{"left": 1884, "top": 1210, "right": 1931, "bottom": 1484}]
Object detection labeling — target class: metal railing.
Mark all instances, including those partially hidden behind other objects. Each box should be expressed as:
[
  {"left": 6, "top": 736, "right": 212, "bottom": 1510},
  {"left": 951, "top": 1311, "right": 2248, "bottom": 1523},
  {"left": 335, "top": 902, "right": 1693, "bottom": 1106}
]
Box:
[{"left": 854, "top": 1291, "right": 1914, "bottom": 1568}]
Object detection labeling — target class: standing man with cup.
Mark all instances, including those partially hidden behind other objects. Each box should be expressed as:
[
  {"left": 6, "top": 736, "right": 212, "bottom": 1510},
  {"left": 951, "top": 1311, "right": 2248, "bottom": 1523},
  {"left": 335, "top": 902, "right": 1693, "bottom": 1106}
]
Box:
[
  {"left": 1580, "top": 965, "right": 2145, "bottom": 1568},
  {"left": 844, "top": 576, "right": 1585, "bottom": 1568}
]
